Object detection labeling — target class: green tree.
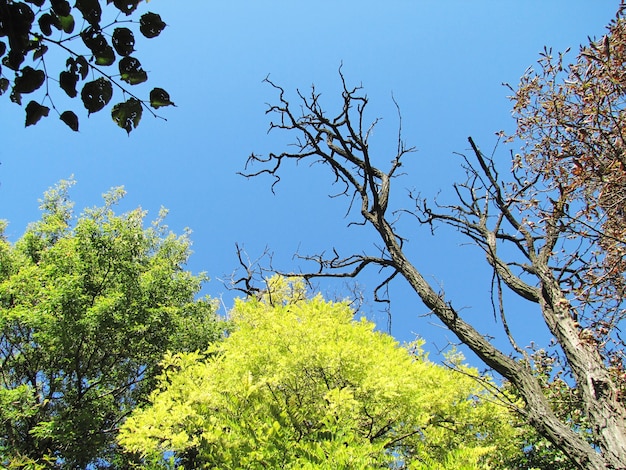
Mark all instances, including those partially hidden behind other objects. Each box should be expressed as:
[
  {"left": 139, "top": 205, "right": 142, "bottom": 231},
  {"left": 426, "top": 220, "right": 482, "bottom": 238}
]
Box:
[
  {"left": 119, "top": 276, "right": 521, "bottom": 469},
  {"left": 240, "top": 5, "right": 626, "bottom": 468},
  {"left": 0, "top": 0, "right": 173, "bottom": 133},
  {"left": 0, "top": 179, "right": 225, "bottom": 468}
]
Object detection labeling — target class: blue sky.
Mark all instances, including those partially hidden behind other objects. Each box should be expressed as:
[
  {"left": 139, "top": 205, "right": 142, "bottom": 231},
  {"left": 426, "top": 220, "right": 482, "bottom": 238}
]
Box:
[{"left": 0, "top": 1, "right": 619, "bottom": 363}]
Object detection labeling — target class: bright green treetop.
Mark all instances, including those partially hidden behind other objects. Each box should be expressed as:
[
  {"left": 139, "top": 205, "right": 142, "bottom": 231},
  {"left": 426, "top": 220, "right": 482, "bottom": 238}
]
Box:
[
  {"left": 0, "top": 179, "right": 225, "bottom": 468},
  {"left": 120, "top": 276, "right": 522, "bottom": 469}
]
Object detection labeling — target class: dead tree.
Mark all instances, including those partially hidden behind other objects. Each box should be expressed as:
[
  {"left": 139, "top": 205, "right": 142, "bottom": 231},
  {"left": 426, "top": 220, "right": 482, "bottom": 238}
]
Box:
[{"left": 242, "top": 64, "right": 626, "bottom": 469}]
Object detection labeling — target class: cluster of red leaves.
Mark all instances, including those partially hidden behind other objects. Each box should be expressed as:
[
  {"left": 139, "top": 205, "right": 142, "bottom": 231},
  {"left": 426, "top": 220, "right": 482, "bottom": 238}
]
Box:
[{"left": 511, "top": 4, "right": 626, "bottom": 335}]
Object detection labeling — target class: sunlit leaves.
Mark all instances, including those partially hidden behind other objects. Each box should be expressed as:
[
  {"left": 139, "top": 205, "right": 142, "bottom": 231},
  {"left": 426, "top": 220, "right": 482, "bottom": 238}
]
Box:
[
  {"left": 111, "top": 98, "right": 142, "bottom": 134},
  {"left": 60, "top": 110, "right": 79, "bottom": 131},
  {"left": 81, "top": 77, "right": 112, "bottom": 115},
  {"left": 150, "top": 87, "right": 175, "bottom": 109},
  {"left": 118, "top": 56, "right": 147, "bottom": 85},
  {"left": 139, "top": 12, "right": 166, "bottom": 38},
  {"left": 25, "top": 100, "right": 49, "bottom": 126},
  {"left": 120, "top": 277, "right": 522, "bottom": 469},
  {"left": 0, "top": 182, "right": 224, "bottom": 466}
]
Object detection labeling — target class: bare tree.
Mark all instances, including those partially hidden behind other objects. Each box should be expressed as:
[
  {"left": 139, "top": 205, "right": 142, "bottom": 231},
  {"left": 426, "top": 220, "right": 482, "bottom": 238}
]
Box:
[{"left": 241, "top": 8, "right": 626, "bottom": 468}]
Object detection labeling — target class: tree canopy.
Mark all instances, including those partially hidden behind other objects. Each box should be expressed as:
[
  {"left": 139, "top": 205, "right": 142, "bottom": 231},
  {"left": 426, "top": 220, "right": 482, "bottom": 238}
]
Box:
[
  {"left": 119, "top": 276, "right": 522, "bottom": 469},
  {"left": 0, "top": 179, "right": 225, "bottom": 468},
  {"left": 0, "top": 0, "right": 173, "bottom": 133},
  {"left": 240, "top": 5, "right": 626, "bottom": 469}
]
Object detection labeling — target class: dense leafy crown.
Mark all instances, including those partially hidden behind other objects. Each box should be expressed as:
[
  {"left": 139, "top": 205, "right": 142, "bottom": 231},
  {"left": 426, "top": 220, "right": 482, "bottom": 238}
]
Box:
[
  {"left": 119, "top": 276, "right": 522, "bottom": 469},
  {"left": 0, "top": 0, "right": 174, "bottom": 133},
  {"left": 0, "top": 180, "right": 224, "bottom": 468}
]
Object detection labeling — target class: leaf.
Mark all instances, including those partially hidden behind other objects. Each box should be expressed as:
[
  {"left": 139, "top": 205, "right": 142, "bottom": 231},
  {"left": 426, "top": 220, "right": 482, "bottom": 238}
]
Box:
[
  {"left": 81, "top": 77, "right": 113, "bottom": 115},
  {"left": 2, "top": 3, "right": 34, "bottom": 37},
  {"left": 75, "top": 0, "right": 102, "bottom": 27},
  {"left": 112, "top": 28, "right": 135, "bottom": 56},
  {"left": 150, "top": 87, "right": 175, "bottom": 109},
  {"left": 94, "top": 46, "right": 115, "bottom": 66},
  {"left": 81, "top": 27, "right": 107, "bottom": 53},
  {"left": 3, "top": 50, "right": 26, "bottom": 71},
  {"left": 38, "top": 13, "right": 58, "bottom": 36},
  {"left": 119, "top": 57, "right": 147, "bottom": 85},
  {"left": 113, "top": 0, "right": 141, "bottom": 15},
  {"left": 59, "top": 71, "right": 78, "bottom": 98},
  {"left": 25, "top": 0, "right": 46, "bottom": 6},
  {"left": 60, "top": 111, "right": 79, "bottom": 131},
  {"left": 58, "top": 14, "right": 75, "bottom": 34},
  {"left": 111, "top": 98, "right": 142, "bottom": 134},
  {"left": 76, "top": 56, "right": 89, "bottom": 80},
  {"left": 14, "top": 66, "right": 45, "bottom": 94},
  {"left": 50, "top": 0, "right": 71, "bottom": 17},
  {"left": 81, "top": 27, "right": 115, "bottom": 66},
  {"left": 0, "top": 78, "right": 9, "bottom": 95},
  {"left": 0, "top": 41, "right": 5, "bottom": 58},
  {"left": 140, "top": 12, "right": 166, "bottom": 38},
  {"left": 25, "top": 101, "right": 50, "bottom": 127},
  {"left": 32, "top": 45, "right": 48, "bottom": 61}
]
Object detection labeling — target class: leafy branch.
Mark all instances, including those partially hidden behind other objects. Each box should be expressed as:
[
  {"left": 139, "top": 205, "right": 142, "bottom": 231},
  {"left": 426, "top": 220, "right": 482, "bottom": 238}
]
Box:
[{"left": 0, "top": 0, "right": 175, "bottom": 133}]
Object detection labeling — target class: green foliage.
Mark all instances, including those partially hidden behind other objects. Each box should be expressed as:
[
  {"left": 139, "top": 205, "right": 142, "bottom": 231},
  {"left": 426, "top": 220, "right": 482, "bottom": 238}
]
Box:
[
  {"left": 120, "top": 276, "right": 522, "bottom": 469},
  {"left": 0, "top": 0, "right": 174, "bottom": 133},
  {"left": 0, "top": 179, "right": 225, "bottom": 468}
]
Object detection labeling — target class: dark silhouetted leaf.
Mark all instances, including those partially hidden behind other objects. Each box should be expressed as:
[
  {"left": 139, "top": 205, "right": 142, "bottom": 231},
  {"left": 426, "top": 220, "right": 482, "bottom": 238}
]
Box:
[
  {"left": 81, "top": 27, "right": 107, "bottom": 52},
  {"left": 119, "top": 56, "right": 147, "bottom": 85},
  {"left": 0, "top": 78, "right": 9, "bottom": 95},
  {"left": 150, "top": 87, "right": 175, "bottom": 109},
  {"left": 81, "top": 77, "right": 112, "bottom": 115},
  {"left": 140, "top": 12, "right": 166, "bottom": 38},
  {"left": 0, "top": 41, "right": 5, "bottom": 58},
  {"left": 75, "top": 0, "right": 102, "bottom": 27},
  {"left": 76, "top": 56, "right": 89, "bottom": 79},
  {"left": 3, "top": 50, "right": 26, "bottom": 71},
  {"left": 2, "top": 3, "right": 34, "bottom": 37},
  {"left": 113, "top": 0, "right": 140, "bottom": 15},
  {"left": 25, "top": 100, "right": 49, "bottom": 126},
  {"left": 14, "top": 66, "right": 45, "bottom": 93},
  {"left": 81, "top": 27, "right": 115, "bottom": 65},
  {"left": 38, "top": 13, "right": 61, "bottom": 36},
  {"left": 60, "top": 110, "right": 79, "bottom": 131},
  {"left": 111, "top": 98, "right": 142, "bottom": 134},
  {"left": 60, "top": 71, "right": 78, "bottom": 97},
  {"left": 10, "top": 88, "right": 22, "bottom": 105},
  {"left": 112, "top": 28, "right": 135, "bottom": 56},
  {"left": 95, "top": 45, "right": 115, "bottom": 66},
  {"left": 38, "top": 14, "right": 53, "bottom": 36},
  {"left": 32, "top": 45, "right": 48, "bottom": 61},
  {"left": 25, "top": 0, "right": 46, "bottom": 6},
  {"left": 59, "top": 14, "right": 75, "bottom": 34},
  {"left": 51, "top": 0, "right": 71, "bottom": 17}
]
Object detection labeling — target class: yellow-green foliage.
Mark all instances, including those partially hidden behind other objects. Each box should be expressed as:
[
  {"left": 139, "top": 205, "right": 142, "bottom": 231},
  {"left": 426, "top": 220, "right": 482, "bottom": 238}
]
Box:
[{"left": 120, "top": 276, "right": 521, "bottom": 469}]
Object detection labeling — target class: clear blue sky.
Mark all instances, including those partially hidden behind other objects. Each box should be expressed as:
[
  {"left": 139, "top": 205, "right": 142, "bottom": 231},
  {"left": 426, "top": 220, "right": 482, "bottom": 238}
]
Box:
[{"left": 0, "top": 1, "right": 619, "bottom": 363}]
